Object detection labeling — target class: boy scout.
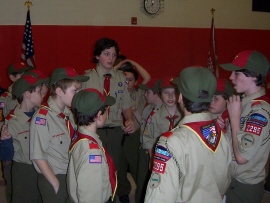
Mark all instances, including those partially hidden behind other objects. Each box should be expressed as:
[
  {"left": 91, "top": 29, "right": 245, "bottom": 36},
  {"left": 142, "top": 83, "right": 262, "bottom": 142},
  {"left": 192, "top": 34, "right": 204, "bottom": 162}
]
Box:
[
  {"left": 221, "top": 50, "right": 270, "bottom": 203},
  {"left": 30, "top": 67, "right": 89, "bottom": 203},
  {"left": 0, "top": 62, "right": 33, "bottom": 203},
  {"left": 0, "top": 70, "right": 48, "bottom": 203},
  {"left": 135, "top": 78, "right": 163, "bottom": 203},
  {"left": 145, "top": 67, "right": 232, "bottom": 203},
  {"left": 83, "top": 38, "right": 135, "bottom": 202},
  {"left": 67, "top": 88, "right": 116, "bottom": 203},
  {"left": 116, "top": 61, "right": 151, "bottom": 202}
]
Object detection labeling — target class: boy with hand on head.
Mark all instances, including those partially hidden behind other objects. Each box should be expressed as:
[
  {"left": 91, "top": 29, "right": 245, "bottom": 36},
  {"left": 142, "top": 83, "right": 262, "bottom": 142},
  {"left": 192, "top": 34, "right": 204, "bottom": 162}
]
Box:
[
  {"left": 67, "top": 88, "right": 116, "bottom": 203},
  {"left": 220, "top": 50, "right": 270, "bottom": 203},
  {"left": 144, "top": 67, "right": 232, "bottom": 203},
  {"left": 0, "top": 70, "right": 49, "bottom": 203},
  {"left": 30, "top": 67, "right": 89, "bottom": 203}
]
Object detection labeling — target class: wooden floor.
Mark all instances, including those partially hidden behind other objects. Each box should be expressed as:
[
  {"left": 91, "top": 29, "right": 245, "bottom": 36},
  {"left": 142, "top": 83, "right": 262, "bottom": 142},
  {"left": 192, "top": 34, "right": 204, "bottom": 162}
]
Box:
[{"left": 0, "top": 163, "right": 269, "bottom": 203}]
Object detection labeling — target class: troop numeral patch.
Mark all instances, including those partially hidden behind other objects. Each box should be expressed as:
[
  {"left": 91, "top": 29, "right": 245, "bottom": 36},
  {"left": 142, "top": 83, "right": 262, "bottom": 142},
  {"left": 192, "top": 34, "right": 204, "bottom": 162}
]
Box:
[{"left": 152, "top": 160, "right": 166, "bottom": 174}]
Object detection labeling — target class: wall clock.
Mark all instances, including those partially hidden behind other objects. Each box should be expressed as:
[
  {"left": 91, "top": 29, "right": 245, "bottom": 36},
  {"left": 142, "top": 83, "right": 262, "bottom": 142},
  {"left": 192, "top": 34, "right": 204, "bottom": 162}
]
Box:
[{"left": 141, "top": 0, "right": 164, "bottom": 18}]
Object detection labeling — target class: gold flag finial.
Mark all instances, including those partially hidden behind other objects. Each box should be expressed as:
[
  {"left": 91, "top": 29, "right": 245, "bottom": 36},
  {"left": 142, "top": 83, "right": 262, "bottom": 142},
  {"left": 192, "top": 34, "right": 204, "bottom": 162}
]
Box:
[
  {"left": 211, "top": 8, "right": 215, "bottom": 16},
  {"left": 25, "top": 1, "right": 33, "bottom": 10}
]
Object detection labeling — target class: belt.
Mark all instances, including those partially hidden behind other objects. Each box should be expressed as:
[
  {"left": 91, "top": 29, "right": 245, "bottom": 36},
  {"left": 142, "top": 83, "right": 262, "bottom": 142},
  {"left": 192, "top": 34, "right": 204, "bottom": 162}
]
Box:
[{"left": 99, "top": 126, "right": 115, "bottom": 129}]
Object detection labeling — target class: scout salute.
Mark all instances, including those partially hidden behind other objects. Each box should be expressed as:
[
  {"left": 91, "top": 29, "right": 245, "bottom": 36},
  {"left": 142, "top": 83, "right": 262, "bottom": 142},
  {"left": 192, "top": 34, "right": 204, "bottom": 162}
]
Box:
[
  {"left": 67, "top": 88, "right": 116, "bottom": 203},
  {"left": 0, "top": 70, "right": 49, "bottom": 203},
  {"left": 30, "top": 67, "right": 89, "bottom": 203},
  {"left": 145, "top": 67, "right": 232, "bottom": 203},
  {"left": 221, "top": 50, "right": 270, "bottom": 203},
  {"left": 135, "top": 78, "right": 163, "bottom": 203},
  {"left": 83, "top": 38, "right": 135, "bottom": 202}
]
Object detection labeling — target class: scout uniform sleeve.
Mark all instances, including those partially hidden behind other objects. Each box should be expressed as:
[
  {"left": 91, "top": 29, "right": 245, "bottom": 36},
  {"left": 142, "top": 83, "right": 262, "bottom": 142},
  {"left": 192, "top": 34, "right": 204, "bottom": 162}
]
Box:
[
  {"left": 143, "top": 115, "right": 157, "bottom": 149},
  {"left": 120, "top": 74, "right": 133, "bottom": 110},
  {"left": 145, "top": 133, "right": 182, "bottom": 203},
  {"left": 30, "top": 113, "right": 50, "bottom": 160},
  {"left": 71, "top": 146, "right": 106, "bottom": 202},
  {"left": 237, "top": 103, "right": 270, "bottom": 160}
]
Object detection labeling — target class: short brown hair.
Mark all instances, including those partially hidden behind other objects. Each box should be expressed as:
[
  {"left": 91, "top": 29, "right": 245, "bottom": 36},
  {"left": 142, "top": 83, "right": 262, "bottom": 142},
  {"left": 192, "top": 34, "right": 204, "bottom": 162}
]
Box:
[{"left": 50, "top": 78, "right": 82, "bottom": 96}]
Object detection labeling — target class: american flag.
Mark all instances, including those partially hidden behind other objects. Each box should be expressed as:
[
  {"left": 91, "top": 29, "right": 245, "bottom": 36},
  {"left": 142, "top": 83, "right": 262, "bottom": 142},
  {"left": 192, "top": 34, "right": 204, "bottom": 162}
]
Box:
[
  {"left": 21, "top": 10, "right": 36, "bottom": 67},
  {"left": 35, "top": 117, "right": 46, "bottom": 126},
  {"left": 89, "top": 155, "right": 102, "bottom": 163}
]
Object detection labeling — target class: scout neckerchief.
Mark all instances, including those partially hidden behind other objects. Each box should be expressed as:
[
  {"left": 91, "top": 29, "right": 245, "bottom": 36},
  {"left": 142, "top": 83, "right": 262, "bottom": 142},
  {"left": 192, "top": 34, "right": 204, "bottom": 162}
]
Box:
[
  {"left": 69, "top": 131, "right": 117, "bottom": 201},
  {"left": 103, "top": 73, "right": 111, "bottom": 118},
  {"left": 166, "top": 115, "right": 179, "bottom": 131},
  {"left": 182, "top": 120, "right": 221, "bottom": 153}
]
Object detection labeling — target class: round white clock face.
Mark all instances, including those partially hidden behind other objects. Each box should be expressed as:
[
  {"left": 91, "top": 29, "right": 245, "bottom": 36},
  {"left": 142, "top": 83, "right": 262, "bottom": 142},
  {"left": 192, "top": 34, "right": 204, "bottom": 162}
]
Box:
[{"left": 144, "top": 0, "right": 161, "bottom": 14}]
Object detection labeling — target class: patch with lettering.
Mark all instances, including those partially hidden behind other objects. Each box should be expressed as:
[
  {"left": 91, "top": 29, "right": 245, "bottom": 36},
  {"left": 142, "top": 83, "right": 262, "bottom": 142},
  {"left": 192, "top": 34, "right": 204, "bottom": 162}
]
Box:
[
  {"left": 35, "top": 117, "right": 46, "bottom": 126},
  {"left": 154, "top": 145, "right": 171, "bottom": 162},
  {"left": 244, "top": 124, "right": 262, "bottom": 136},
  {"left": 241, "top": 134, "right": 254, "bottom": 149},
  {"left": 118, "top": 82, "right": 123, "bottom": 87},
  {"left": 89, "top": 155, "right": 102, "bottom": 163},
  {"left": 152, "top": 160, "right": 166, "bottom": 174},
  {"left": 0, "top": 102, "right": 4, "bottom": 108},
  {"left": 246, "top": 113, "right": 268, "bottom": 127},
  {"left": 149, "top": 173, "right": 161, "bottom": 188}
]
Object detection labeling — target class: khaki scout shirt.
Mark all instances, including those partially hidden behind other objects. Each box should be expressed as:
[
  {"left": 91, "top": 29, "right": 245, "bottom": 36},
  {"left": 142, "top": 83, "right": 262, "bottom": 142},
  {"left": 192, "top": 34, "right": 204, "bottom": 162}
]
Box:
[
  {"left": 67, "top": 126, "right": 111, "bottom": 203},
  {"left": 83, "top": 66, "right": 132, "bottom": 127},
  {"left": 228, "top": 88, "right": 270, "bottom": 184},
  {"left": 145, "top": 113, "right": 232, "bottom": 203},
  {"left": 143, "top": 105, "right": 181, "bottom": 150},
  {"left": 6, "top": 106, "right": 33, "bottom": 164},
  {"left": 130, "top": 88, "right": 146, "bottom": 131},
  {"left": 30, "top": 97, "right": 76, "bottom": 175}
]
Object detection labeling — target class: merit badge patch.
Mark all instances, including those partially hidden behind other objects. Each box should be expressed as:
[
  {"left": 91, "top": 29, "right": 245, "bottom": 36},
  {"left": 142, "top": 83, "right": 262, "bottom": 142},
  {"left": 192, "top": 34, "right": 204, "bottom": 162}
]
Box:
[
  {"left": 0, "top": 102, "right": 4, "bottom": 108},
  {"left": 153, "top": 160, "right": 166, "bottom": 174},
  {"left": 150, "top": 173, "right": 161, "bottom": 188},
  {"left": 154, "top": 145, "right": 171, "bottom": 162},
  {"left": 35, "top": 117, "right": 46, "bottom": 126},
  {"left": 89, "top": 155, "right": 102, "bottom": 163},
  {"left": 118, "top": 82, "right": 123, "bottom": 87},
  {"left": 241, "top": 134, "right": 254, "bottom": 149}
]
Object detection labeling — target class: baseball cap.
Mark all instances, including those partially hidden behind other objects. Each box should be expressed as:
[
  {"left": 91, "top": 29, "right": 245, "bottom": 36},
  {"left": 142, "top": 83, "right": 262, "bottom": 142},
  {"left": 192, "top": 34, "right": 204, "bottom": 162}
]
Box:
[
  {"left": 23, "top": 69, "right": 50, "bottom": 85},
  {"left": 138, "top": 78, "right": 161, "bottom": 94},
  {"left": 72, "top": 88, "right": 116, "bottom": 116},
  {"left": 49, "top": 67, "right": 89, "bottom": 86},
  {"left": 160, "top": 76, "right": 176, "bottom": 89},
  {"left": 7, "top": 62, "right": 33, "bottom": 75},
  {"left": 172, "top": 66, "right": 216, "bottom": 102},
  {"left": 215, "top": 78, "right": 233, "bottom": 96},
  {"left": 12, "top": 74, "right": 45, "bottom": 98},
  {"left": 220, "top": 50, "right": 270, "bottom": 76}
]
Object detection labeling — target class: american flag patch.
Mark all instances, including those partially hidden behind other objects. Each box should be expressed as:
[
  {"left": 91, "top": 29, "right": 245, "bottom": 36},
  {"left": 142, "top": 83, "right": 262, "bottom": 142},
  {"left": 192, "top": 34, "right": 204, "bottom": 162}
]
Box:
[
  {"left": 35, "top": 117, "right": 46, "bottom": 126},
  {"left": 89, "top": 155, "right": 102, "bottom": 163},
  {"left": 0, "top": 102, "right": 4, "bottom": 108}
]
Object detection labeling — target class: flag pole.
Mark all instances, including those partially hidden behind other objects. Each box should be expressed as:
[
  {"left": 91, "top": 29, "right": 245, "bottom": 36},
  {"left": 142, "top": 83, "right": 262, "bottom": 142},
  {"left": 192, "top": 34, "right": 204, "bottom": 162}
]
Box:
[
  {"left": 211, "top": 8, "right": 219, "bottom": 78},
  {"left": 25, "top": 1, "right": 33, "bottom": 10}
]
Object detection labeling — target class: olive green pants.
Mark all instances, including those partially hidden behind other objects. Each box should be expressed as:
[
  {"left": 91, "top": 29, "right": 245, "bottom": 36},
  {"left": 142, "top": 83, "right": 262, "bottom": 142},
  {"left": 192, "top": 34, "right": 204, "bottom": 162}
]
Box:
[{"left": 225, "top": 178, "right": 264, "bottom": 203}]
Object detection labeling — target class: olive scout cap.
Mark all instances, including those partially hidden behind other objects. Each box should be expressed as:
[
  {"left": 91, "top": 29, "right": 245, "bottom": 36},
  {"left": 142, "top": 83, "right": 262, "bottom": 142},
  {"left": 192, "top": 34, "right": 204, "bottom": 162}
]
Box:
[
  {"left": 23, "top": 69, "right": 50, "bottom": 85},
  {"left": 138, "top": 78, "right": 161, "bottom": 94},
  {"left": 7, "top": 62, "right": 33, "bottom": 75},
  {"left": 160, "top": 76, "right": 176, "bottom": 89},
  {"left": 172, "top": 66, "right": 216, "bottom": 102},
  {"left": 215, "top": 78, "right": 233, "bottom": 97},
  {"left": 221, "top": 50, "right": 270, "bottom": 76},
  {"left": 12, "top": 72, "right": 45, "bottom": 98},
  {"left": 49, "top": 67, "right": 89, "bottom": 86},
  {"left": 72, "top": 88, "right": 116, "bottom": 116}
]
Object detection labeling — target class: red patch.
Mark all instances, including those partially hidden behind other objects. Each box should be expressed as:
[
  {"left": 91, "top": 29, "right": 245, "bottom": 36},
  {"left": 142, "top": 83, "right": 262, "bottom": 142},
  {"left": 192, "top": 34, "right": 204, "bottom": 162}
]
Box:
[
  {"left": 252, "top": 101, "right": 261, "bottom": 107},
  {"left": 38, "top": 109, "right": 48, "bottom": 116},
  {"left": 152, "top": 160, "right": 166, "bottom": 174},
  {"left": 244, "top": 124, "right": 262, "bottom": 136},
  {"left": 89, "top": 143, "right": 99, "bottom": 149},
  {"left": 161, "top": 131, "right": 173, "bottom": 138}
]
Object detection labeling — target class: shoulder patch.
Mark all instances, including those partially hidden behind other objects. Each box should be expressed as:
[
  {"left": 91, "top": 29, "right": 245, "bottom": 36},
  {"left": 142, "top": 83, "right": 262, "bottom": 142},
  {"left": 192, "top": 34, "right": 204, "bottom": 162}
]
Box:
[
  {"left": 251, "top": 101, "right": 261, "bottom": 107},
  {"left": 35, "top": 117, "right": 46, "bottom": 126},
  {"left": 5, "top": 109, "right": 15, "bottom": 121},
  {"left": 89, "top": 142, "right": 100, "bottom": 149},
  {"left": 38, "top": 108, "right": 48, "bottom": 116},
  {"left": 0, "top": 102, "right": 4, "bottom": 109},
  {"left": 161, "top": 131, "right": 173, "bottom": 138},
  {"left": 1, "top": 92, "right": 11, "bottom": 98},
  {"left": 89, "top": 155, "right": 102, "bottom": 163}
]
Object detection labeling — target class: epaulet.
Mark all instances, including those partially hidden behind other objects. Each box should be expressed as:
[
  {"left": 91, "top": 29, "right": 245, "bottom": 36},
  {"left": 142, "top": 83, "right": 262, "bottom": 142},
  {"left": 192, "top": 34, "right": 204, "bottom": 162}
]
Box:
[
  {"left": 1, "top": 92, "right": 11, "bottom": 98},
  {"left": 5, "top": 109, "right": 15, "bottom": 121},
  {"left": 252, "top": 101, "right": 261, "bottom": 107},
  {"left": 38, "top": 102, "right": 50, "bottom": 116},
  {"left": 85, "top": 68, "right": 97, "bottom": 74},
  {"left": 252, "top": 95, "right": 270, "bottom": 106},
  {"left": 161, "top": 131, "right": 173, "bottom": 138},
  {"left": 89, "top": 141, "right": 100, "bottom": 149}
]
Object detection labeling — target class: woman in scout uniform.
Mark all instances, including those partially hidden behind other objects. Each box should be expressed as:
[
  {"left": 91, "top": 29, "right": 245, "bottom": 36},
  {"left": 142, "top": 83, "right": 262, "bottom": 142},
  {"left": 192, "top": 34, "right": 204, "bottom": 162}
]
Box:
[
  {"left": 30, "top": 67, "right": 89, "bottom": 203},
  {"left": 67, "top": 88, "right": 116, "bottom": 203},
  {"left": 0, "top": 70, "right": 48, "bottom": 203},
  {"left": 145, "top": 67, "right": 232, "bottom": 203},
  {"left": 221, "top": 50, "right": 270, "bottom": 203}
]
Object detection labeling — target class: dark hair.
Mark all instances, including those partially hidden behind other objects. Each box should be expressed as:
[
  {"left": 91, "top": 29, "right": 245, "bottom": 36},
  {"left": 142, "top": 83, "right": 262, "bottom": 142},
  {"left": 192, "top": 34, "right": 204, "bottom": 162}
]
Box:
[
  {"left": 121, "top": 68, "right": 139, "bottom": 81},
  {"left": 235, "top": 69, "right": 265, "bottom": 86},
  {"left": 182, "top": 90, "right": 211, "bottom": 113},
  {"left": 73, "top": 105, "right": 107, "bottom": 126},
  {"left": 92, "top": 38, "right": 120, "bottom": 64},
  {"left": 16, "top": 84, "right": 42, "bottom": 104},
  {"left": 114, "top": 54, "right": 127, "bottom": 66},
  {"left": 221, "top": 93, "right": 229, "bottom": 100}
]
